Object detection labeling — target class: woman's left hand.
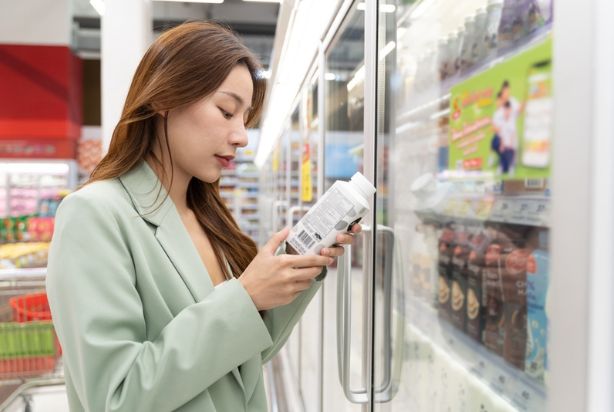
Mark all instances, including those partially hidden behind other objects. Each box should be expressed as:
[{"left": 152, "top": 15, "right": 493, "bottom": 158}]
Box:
[{"left": 319, "top": 224, "right": 362, "bottom": 261}]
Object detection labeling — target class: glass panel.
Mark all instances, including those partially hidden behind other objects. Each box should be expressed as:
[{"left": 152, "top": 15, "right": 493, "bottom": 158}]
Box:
[
  {"left": 373, "top": 0, "right": 553, "bottom": 411},
  {"left": 321, "top": 3, "right": 366, "bottom": 411},
  {"left": 287, "top": 104, "right": 302, "bottom": 393},
  {"left": 300, "top": 74, "right": 323, "bottom": 412}
]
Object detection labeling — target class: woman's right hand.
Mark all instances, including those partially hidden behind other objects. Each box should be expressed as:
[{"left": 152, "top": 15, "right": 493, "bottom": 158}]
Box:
[{"left": 239, "top": 228, "right": 333, "bottom": 311}]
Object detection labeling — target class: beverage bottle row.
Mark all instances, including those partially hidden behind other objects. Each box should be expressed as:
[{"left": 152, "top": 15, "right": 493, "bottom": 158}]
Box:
[{"left": 409, "top": 220, "right": 549, "bottom": 381}]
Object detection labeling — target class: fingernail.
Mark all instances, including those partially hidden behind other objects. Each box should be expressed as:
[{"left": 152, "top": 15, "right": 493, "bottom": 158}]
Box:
[
  {"left": 328, "top": 258, "right": 334, "bottom": 265},
  {"left": 321, "top": 249, "right": 329, "bottom": 256}
]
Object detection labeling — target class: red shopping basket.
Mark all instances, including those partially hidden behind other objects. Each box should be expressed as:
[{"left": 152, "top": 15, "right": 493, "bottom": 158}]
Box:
[
  {"left": 8, "top": 293, "right": 52, "bottom": 322},
  {"left": 0, "top": 292, "right": 61, "bottom": 379}
]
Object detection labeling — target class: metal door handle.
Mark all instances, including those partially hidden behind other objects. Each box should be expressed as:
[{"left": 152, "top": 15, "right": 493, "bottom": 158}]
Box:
[
  {"left": 374, "top": 225, "right": 404, "bottom": 402},
  {"left": 286, "top": 205, "right": 310, "bottom": 226},
  {"left": 336, "top": 226, "right": 372, "bottom": 404}
]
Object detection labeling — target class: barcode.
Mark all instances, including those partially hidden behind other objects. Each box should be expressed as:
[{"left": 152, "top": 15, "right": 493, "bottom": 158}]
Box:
[{"left": 298, "top": 230, "right": 315, "bottom": 249}]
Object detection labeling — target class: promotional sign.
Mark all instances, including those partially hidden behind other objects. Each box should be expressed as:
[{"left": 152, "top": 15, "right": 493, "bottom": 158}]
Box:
[
  {"left": 300, "top": 142, "right": 313, "bottom": 202},
  {"left": 448, "top": 36, "right": 552, "bottom": 179}
]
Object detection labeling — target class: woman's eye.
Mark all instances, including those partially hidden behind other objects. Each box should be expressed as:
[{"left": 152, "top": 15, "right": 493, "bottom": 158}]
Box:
[{"left": 219, "top": 108, "right": 233, "bottom": 119}]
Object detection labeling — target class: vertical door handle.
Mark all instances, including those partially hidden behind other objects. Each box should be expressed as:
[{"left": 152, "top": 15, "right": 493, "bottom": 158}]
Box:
[
  {"left": 336, "top": 226, "right": 372, "bottom": 404},
  {"left": 374, "top": 225, "right": 404, "bottom": 403},
  {"left": 286, "top": 205, "right": 310, "bottom": 227}
]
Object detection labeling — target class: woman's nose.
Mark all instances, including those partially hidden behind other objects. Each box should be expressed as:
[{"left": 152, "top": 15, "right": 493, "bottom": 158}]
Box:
[{"left": 231, "top": 122, "right": 248, "bottom": 147}]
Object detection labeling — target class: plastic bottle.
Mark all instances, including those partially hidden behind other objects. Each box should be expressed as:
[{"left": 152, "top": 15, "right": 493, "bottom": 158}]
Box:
[{"left": 285, "top": 172, "right": 376, "bottom": 256}]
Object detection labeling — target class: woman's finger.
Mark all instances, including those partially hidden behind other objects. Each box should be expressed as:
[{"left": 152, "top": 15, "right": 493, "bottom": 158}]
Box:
[
  {"left": 335, "top": 233, "right": 355, "bottom": 245},
  {"left": 320, "top": 246, "right": 345, "bottom": 257}
]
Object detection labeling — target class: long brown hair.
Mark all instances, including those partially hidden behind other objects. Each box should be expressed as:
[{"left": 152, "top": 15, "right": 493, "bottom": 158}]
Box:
[{"left": 89, "top": 21, "right": 264, "bottom": 279}]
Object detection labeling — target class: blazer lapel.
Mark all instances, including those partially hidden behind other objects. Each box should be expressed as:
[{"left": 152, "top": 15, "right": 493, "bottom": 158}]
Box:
[
  {"left": 119, "top": 161, "right": 246, "bottom": 393},
  {"left": 119, "top": 161, "right": 213, "bottom": 301}
]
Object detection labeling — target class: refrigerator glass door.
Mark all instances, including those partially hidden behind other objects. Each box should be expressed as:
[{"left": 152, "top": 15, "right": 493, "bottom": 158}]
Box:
[
  {"left": 286, "top": 105, "right": 303, "bottom": 395},
  {"left": 373, "top": 0, "right": 553, "bottom": 411},
  {"left": 321, "top": 2, "right": 370, "bottom": 410},
  {"left": 299, "top": 75, "right": 324, "bottom": 412}
]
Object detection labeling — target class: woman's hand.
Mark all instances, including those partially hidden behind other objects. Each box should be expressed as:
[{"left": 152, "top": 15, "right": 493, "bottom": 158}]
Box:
[
  {"left": 240, "top": 228, "right": 333, "bottom": 311},
  {"left": 318, "top": 223, "right": 362, "bottom": 258}
]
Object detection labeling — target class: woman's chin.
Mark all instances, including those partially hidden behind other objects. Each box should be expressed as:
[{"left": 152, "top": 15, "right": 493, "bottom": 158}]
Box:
[{"left": 194, "top": 171, "right": 221, "bottom": 184}]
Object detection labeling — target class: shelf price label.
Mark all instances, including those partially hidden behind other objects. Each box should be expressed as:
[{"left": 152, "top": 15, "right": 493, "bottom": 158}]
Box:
[
  {"left": 490, "top": 199, "right": 512, "bottom": 222},
  {"left": 509, "top": 200, "right": 532, "bottom": 224}
]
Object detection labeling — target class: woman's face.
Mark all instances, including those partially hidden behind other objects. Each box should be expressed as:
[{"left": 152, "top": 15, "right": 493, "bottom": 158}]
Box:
[{"left": 161, "top": 64, "right": 253, "bottom": 183}]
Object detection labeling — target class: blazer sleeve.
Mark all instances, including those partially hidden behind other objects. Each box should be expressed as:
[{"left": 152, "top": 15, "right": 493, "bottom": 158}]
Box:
[
  {"left": 260, "top": 267, "right": 324, "bottom": 363},
  {"left": 46, "top": 193, "right": 273, "bottom": 412}
]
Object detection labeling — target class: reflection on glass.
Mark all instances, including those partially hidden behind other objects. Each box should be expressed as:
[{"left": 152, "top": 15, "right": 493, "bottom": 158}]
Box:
[
  {"left": 322, "top": 3, "right": 366, "bottom": 411},
  {"left": 374, "top": 0, "right": 553, "bottom": 411}
]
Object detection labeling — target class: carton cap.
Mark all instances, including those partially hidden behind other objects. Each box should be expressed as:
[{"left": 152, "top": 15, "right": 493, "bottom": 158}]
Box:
[{"left": 350, "top": 172, "right": 376, "bottom": 199}]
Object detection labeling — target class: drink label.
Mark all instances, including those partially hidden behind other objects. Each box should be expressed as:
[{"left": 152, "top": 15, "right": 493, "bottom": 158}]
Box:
[{"left": 287, "top": 186, "right": 356, "bottom": 254}]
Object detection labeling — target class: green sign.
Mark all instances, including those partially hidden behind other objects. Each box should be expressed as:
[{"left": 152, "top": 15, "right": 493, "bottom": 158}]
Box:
[{"left": 449, "top": 36, "right": 552, "bottom": 179}]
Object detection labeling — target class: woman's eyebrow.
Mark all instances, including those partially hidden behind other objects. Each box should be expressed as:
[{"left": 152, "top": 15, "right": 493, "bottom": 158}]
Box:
[{"left": 218, "top": 91, "right": 252, "bottom": 111}]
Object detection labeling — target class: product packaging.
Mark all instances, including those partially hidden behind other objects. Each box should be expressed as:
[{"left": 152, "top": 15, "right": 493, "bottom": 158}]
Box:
[
  {"left": 285, "top": 172, "right": 375, "bottom": 256},
  {"left": 482, "top": 237, "right": 506, "bottom": 355},
  {"left": 437, "top": 225, "right": 455, "bottom": 321},
  {"left": 465, "top": 228, "right": 490, "bottom": 342},
  {"left": 525, "top": 247, "right": 549, "bottom": 381},
  {"left": 449, "top": 228, "right": 470, "bottom": 331}
]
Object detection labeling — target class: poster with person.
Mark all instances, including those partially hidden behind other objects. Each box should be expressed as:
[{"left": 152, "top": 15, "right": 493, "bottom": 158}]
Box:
[{"left": 448, "top": 35, "right": 552, "bottom": 180}]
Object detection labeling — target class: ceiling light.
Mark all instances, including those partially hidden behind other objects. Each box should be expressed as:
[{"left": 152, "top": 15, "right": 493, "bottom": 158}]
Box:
[
  {"left": 324, "top": 72, "right": 337, "bottom": 81},
  {"left": 153, "top": 0, "right": 224, "bottom": 4},
  {"left": 357, "top": 3, "right": 396, "bottom": 13},
  {"left": 90, "top": 0, "right": 105, "bottom": 16}
]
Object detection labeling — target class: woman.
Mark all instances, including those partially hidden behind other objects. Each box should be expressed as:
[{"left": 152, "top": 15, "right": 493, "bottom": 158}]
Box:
[{"left": 46, "top": 21, "right": 360, "bottom": 412}]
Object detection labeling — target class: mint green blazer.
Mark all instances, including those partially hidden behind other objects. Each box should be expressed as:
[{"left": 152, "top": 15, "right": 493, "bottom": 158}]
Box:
[{"left": 46, "top": 161, "right": 320, "bottom": 411}]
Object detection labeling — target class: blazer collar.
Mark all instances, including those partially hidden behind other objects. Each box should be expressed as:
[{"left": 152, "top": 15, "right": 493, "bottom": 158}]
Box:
[{"left": 118, "top": 161, "right": 173, "bottom": 228}]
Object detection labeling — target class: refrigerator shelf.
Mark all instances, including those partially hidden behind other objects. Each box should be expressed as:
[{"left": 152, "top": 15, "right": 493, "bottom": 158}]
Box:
[
  {"left": 407, "top": 299, "right": 546, "bottom": 411},
  {"left": 415, "top": 195, "right": 549, "bottom": 228},
  {"left": 399, "top": 27, "right": 554, "bottom": 122}
]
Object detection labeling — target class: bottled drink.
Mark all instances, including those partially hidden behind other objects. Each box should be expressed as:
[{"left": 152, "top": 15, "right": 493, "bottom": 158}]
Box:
[{"left": 285, "top": 172, "right": 375, "bottom": 256}]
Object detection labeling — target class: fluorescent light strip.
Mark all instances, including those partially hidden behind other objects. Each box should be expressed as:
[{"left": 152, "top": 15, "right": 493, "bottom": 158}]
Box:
[
  {"left": 357, "top": 2, "right": 396, "bottom": 13},
  {"left": 153, "top": 0, "right": 224, "bottom": 3},
  {"left": 90, "top": 0, "right": 105, "bottom": 16},
  {"left": 347, "top": 41, "right": 395, "bottom": 91},
  {"left": 324, "top": 72, "right": 337, "bottom": 81}
]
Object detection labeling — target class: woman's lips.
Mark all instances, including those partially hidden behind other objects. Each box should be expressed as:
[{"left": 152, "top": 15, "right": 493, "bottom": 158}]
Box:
[{"left": 215, "top": 155, "right": 233, "bottom": 168}]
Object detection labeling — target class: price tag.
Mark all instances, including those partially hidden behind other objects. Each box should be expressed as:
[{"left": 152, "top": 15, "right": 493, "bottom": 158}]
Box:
[
  {"left": 535, "top": 200, "right": 550, "bottom": 227},
  {"left": 509, "top": 200, "right": 532, "bottom": 224},
  {"left": 490, "top": 199, "right": 512, "bottom": 222}
]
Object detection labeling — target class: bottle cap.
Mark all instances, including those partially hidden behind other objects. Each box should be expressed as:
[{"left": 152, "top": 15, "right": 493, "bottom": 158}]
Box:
[{"left": 350, "top": 172, "right": 376, "bottom": 199}]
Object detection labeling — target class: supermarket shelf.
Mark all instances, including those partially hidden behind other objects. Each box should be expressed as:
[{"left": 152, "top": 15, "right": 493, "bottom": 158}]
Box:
[
  {"left": 239, "top": 205, "right": 259, "bottom": 210},
  {"left": 0, "top": 267, "right": 46, "bottom": 280},
  {"left": 408, "top": 299, "right": 546, "bottom": 411},
  {"left": 416, "top": 195, "right": 549, "bottom": 228},
  {"left": 399, "top": 28, "right": 553, "bottom": 123},
  {"left": 219, "top": 178, "right": 238, "bottom": 186},
  {"left": 237, "top": 182, "right": 259, "bottom": 189}
]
